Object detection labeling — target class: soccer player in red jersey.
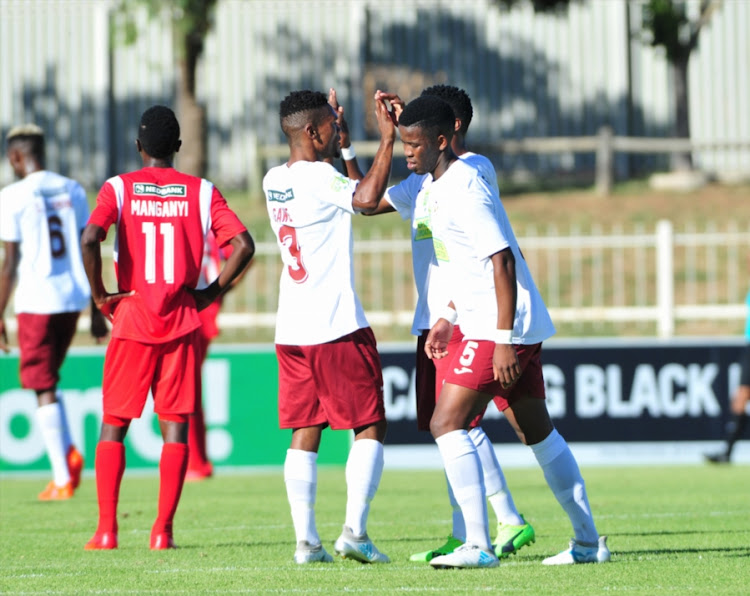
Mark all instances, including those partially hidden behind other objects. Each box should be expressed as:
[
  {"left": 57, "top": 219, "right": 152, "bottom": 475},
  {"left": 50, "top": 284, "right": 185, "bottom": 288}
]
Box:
[{"left": 81, "top": 105, "right": 254, "bottom": 550}]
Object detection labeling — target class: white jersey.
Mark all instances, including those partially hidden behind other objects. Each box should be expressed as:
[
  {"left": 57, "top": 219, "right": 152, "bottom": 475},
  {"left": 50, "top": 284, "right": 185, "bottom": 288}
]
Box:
[
  {"left": 427, "top": 159, "right": 555, "bottom": 344},
  {"left": 383, "top": 152, "right": 500, "bottom": 336},
  {"left": 263, "top": 160, "right": 369, "bottom": 345},
  {"left": 0, "top": 170, "right": 91, "bottom": 314},
  {"left": 383, "top": 172, "right": 443, "bottom": 335}
]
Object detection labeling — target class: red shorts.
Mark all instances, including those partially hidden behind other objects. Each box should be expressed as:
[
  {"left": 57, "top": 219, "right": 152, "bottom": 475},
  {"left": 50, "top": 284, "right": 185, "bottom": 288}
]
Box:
[
  {"left": 101, "top": 329, "right": 201, "bottom": 419},
  {"left": 443, "top": 339, "right": 547, "bottom": 409},
  {"left": 416, "top": 325, "right": 487, "bottom": 430},
  {"left": 276, "top": 327, "right": 385, "bottom": 430},
  {"left": 16, "top": 312, "right": 79, "bottom": 391}
]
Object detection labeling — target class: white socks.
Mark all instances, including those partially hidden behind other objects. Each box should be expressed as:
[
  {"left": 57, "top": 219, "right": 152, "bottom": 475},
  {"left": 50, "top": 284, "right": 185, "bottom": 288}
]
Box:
[
  {"left": 55, "top": 391, "right": 73, "bottom": 452},
  {"left": 435, "top": 430, "right": 491, "bottom": 551},
  {"left": 344, "top": 438, "right": 384, "bottom": 536},
  {"left": 284, "top": 449, "right": 321, "bottom": 546},
  {"left": 36, "top": 402, "right": 71, "bottom": 487},
  {"left": 530, "top": 429, "right": 599, "bottom": 544},
  {"left": 469, "top": 426, "right": 524, "bottom": 526}
]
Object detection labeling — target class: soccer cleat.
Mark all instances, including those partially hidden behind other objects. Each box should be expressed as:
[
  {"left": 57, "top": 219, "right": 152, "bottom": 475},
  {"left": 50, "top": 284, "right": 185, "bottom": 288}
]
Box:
[
  {"left": 334, "top": 525, "right": 390, "bottom": 564},
  {"left": 150, "top": 532, "right": 177, "bottom": 550},
  {"left": 294, "top": 540, "right": 334, "bottom": 564},
  {"left": 410, "top": 535, "right": 464, "bottom": 562},
  {"left": 67, "top": 446, "right": 84, "bottom": 489},
  {"left": 84, "top": 531, "right": 118, "bottom": 550},
  {"left": 542, "top": 535, "right": 610, "bottom": 565},
  {"left": 704, "top": 452, "right": 731, "bottom": 464},
  {"left": 493, "top": 516, "right": 536, "bottom": 558},
  {"left": 38, "top": 480, "right": 73, "bottom": 501},
  {"left": 429, "top": 542, "right": 500, "bottom": 569}
]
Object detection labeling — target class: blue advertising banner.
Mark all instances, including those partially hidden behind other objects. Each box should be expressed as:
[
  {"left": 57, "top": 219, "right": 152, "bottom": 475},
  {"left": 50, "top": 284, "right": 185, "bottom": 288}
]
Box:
[{"left": 379, "top": 339, "right": 744, "bottom": 446}]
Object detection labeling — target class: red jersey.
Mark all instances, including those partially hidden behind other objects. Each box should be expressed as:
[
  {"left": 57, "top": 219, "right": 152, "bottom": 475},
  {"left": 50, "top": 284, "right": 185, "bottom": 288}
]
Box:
[{"left": 89, "top": 167, "right": 246, "bottom": 343}]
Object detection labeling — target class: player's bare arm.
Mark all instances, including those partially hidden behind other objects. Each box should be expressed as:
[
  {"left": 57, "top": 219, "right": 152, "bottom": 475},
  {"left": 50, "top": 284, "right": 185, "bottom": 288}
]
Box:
[
  {"left": 491, "top": 248, "right": 521, "bottom": 387},
  {"left": 80, "top": 223, "right": 135, "bottom": 320},
  {"left": 351, "top": 94, "right": 397, "bottom": 214},
  {"left": 89, "top": 297, "right": 109, "bottom": 343},
  {"left": 187, "top": 231, "right": 255, "bottom": 312},
  {"left": 0, "top": 241, "right": 20, "bottom": 352}
]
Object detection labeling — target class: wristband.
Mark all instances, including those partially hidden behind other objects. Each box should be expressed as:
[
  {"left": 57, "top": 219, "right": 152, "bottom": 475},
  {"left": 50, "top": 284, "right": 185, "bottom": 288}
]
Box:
[
  {"left": 439, "top": 306, "right": 458, "bottom": 325},
  {"left": 340, "top": 146, "right": 356, "bottom": 161},
  {"left": 494, "top": 329, "right": 513, "bottom": 344}
]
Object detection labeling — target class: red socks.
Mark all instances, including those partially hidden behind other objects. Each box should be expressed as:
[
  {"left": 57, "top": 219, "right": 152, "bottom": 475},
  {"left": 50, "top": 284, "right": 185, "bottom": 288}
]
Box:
[
  {"left": 94, "top": 441, "right": 126, "bottom": 534},
  {"left": 152, "top": 443, "right": 189, "bottom": 536}
]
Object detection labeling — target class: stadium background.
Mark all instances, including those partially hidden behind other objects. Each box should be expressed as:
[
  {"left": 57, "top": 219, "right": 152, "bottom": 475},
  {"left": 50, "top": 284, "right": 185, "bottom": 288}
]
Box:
[{"left": 1, "top": 0, "right": 749, "bottom": 474}]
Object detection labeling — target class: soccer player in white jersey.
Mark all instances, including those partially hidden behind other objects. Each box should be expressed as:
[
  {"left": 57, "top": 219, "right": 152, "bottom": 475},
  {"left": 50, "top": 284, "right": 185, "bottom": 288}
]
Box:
[
  {"left": 263, "top": 89, "right": 397, "bottom": 565},
  {"left": 360, "top": 86, "right": 534, "bottom": 562},
  {"left": 395, "top": 95, "right": 610, "bottom": 569},
  {"left": 0, "top": 124, "right": 108, "bottom": 500}
]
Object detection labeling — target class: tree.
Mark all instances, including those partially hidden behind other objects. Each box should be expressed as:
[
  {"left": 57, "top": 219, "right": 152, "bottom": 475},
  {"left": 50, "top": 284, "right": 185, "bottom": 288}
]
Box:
[
  {"left": 641, "top": 0, "right": 722, "bottom": 170},
  {"left": 114, "top": 0, "right": 218, "bottom": 177},
  {"left": 493, "top": 0, "right": 723, "bottom": 171}
]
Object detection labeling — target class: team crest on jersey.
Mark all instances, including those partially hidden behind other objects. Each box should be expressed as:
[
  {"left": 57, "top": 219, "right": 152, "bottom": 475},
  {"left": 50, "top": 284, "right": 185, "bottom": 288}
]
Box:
[
  {"left": 268, "top": 188, "right": 295, "bottom": 202},
  {"left": 133, "top": 183, "right": 187, "bottom": 197}
]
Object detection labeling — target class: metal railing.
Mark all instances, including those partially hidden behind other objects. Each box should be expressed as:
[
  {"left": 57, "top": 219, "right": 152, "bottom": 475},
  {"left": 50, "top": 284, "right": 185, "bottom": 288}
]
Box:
[{"left": 3, "top": 219, "right": 748, "bottom": 341}]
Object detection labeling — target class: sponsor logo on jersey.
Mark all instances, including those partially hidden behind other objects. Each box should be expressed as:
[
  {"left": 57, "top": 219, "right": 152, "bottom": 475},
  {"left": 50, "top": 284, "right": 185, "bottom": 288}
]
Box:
[
  {"left": 133, "top": 183, "right": 187, "bottom": 198},
  {"left": 268, "top": 188, "right": 295, "bottom": 202}
]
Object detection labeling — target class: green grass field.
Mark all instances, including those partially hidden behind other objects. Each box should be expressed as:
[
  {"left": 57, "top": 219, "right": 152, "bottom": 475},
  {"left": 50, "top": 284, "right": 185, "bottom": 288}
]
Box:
[{"left": 1, "top": 465, "right": 748, "bottom": 594}]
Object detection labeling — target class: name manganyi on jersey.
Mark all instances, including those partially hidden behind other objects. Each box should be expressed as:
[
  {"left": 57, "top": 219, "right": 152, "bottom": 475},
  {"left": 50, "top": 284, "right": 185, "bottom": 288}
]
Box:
[{"left": 130, "top": 182, "right": 189, "bottom": 217}]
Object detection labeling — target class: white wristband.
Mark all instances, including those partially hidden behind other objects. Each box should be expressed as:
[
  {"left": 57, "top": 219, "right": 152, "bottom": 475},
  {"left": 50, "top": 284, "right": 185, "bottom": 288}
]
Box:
[
  {"left": 439, "top": 306, "right": 458, "bottom": 325},
  {"left": 494, "top": 329, "right": 513, "bottom": 344},
  {"left": 340, "top": 146, "right": 356, "bottom": 161}
]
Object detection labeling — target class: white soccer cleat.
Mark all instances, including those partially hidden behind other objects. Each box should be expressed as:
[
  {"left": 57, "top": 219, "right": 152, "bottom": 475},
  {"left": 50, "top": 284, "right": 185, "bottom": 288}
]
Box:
[
  {"left": 542, "top": 535, "right": 610, "bottom": 565},
  {"left": 333, "top": 525, "right": 390, "bottom": 564},
  {"left": 294, "top": 540, "right": 334, "bottom": 564},
  {"left": 429, "top": 542, "right": 500, "bottom": 569}
]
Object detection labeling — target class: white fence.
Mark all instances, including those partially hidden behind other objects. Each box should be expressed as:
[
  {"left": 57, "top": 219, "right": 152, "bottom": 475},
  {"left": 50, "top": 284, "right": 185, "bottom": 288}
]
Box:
[
  {"left": 3, "top": 219, "right": 748, "bottom": 341},
  {"left": 217, "top": 218, "right": 750, "bottom": 341}
]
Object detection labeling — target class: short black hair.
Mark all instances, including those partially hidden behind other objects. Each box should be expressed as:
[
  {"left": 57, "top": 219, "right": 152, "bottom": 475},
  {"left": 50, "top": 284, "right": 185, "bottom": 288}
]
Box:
[
  {"left": 398, "top": 95, "right": 455, "bottom": 138},
  {"left": 421, "top": 85, "right": 473, "bottom": 135},
  {"left": 6, "top": 124, "right": 45, "bottom": 160},
  {"left": 279, "top": 90, "right": 330, "bottom": 136},
  {"left": 138, "top": 105, "right": 180, "bottom": 159}
]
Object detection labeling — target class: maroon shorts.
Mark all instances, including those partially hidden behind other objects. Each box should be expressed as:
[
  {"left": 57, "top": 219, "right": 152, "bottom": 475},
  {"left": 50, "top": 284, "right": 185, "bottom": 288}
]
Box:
[
  {"left": 416, "top": 325, "right": 487, "bottom": 430},
  {"left": 101, "top": 329, "right": 201, "bottom": 419},
  {"left": 16, "top": 312, "right": 79, "bottom": 391},
  {"left": 443, "top": 339, "right": 547, "bottom": 409},
  {"left": 276, "top": 327, "right": 385, "bottom": 430}
]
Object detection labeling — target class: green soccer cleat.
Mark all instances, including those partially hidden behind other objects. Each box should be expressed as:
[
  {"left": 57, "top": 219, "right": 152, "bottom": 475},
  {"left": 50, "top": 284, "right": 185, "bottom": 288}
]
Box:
[
  {"left": 493, "top": 515, "right": 536, "bottom": 559},
  {"left": 410, "top": 535, "right": 464, "bottom": 562}
]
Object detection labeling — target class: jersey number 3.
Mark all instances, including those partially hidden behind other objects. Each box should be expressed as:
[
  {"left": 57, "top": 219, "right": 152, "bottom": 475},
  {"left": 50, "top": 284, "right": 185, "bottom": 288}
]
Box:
[
  {"left": 278, "top": 225, "right": 308, "bottom": 283},
  {"left": 142, "top": 222, "right": 175, "bottom": 284}
]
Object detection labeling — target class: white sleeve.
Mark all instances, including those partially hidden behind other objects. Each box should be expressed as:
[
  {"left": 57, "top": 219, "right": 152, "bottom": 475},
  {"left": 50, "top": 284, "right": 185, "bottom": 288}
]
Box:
[
  {"left": 383, "top": 181, "right": 414, "bottom": 221},
  {"left": 72, "top": 182, "right": 90, "bottom": 233},
  {"left": 454, "top": 176, "right": 509, "bottom": 260}
]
